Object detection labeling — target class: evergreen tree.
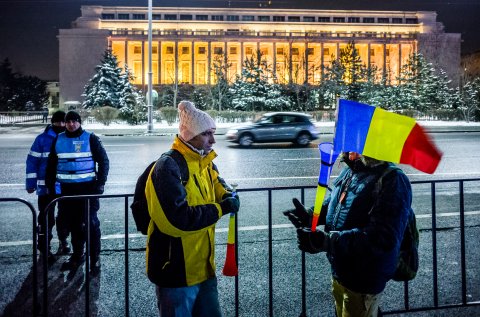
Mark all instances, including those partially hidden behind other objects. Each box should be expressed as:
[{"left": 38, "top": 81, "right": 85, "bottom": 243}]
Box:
[
  {"left": 118, "top": 65, "right": 146, "bottom": 125},
  {"left": 82, "top": 49, "right": 123, "bottom": 109},
  {"left": 230, "top": 51, "right": 271, "bottom": 112},
  {"left": 209, "top": 54, "right": 232, "bottom": 111},
  {"left": 0, "top": 58, "right": 48, "bottom": 111}
]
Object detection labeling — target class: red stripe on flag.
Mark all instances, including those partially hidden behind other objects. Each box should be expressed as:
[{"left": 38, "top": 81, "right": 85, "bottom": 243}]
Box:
[{"left": 400, "top": 123, "right": 442, "bottom": 174}]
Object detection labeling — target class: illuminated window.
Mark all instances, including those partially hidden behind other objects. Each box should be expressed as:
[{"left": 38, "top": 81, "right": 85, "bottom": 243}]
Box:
[
  {"left": 370, "top": 49, "right": 375, "bottom": 56},
  {"left": 323, "top": 48, "right": 330, "bottom": 55},
  {"left": 182, "top": 47, "right": 189, "bottom": 55},
  {"left": 134, "top": 46, "right": 142, "bottom": 54},
  {"left": 198, "top": 47, "right": 206, "bottom": 54},
  {"left": 307, "top": 48, "right": 314, "bottom": 55},
  {"left": 230, "top": 47, "right": 238, "bottom": 54},
  {"left": 152, "top": 46, "right": 158, "bottom": 54},
  {"left": 214, "top": 47, "right": 223, "bottom": 55},
  {"left": 292, "top": 48, "right": 299, "bottom": 55},
  {"left": 276, "top": 47, "right": 284, "bottom": 55},
  {"left": 166, "top": 46, "right": 174, "bottom": 54},
  {"left": 196, "top": 62, "right": 206, "bottom": 84},
  {"left": 245, "top": 47, "right": 253, "bottom": 55}
]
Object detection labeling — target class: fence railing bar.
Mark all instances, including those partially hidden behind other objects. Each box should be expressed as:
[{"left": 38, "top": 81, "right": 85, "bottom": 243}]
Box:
[
  {"left": 459, "top": 181, "right": 467, "bottom": 305},
  {"left": 124, "top": 196, "right": 130, "bottom": 317},
  {"left": 431, "top": 182, "right": 439, "bottom": 308},
  {"left": 300, "top": 188, "right": 307, "bottom": 317},
  {"left": 85, "top": 199, "right": 91, "bottom": 317},
  {"left": 268, "top": 189, "right": 273, "bottom": 317}
]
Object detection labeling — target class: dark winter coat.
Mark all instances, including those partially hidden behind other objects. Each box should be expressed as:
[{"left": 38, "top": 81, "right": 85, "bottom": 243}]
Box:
[
  {"left": 323, "top": 162, "right": 412, "bottom": 294},
  {"left": 26, "top": 125, "right": 60, "bottom": 195},
  {"left": 46, "top": 127, "right": 109, "bottom": 195}
]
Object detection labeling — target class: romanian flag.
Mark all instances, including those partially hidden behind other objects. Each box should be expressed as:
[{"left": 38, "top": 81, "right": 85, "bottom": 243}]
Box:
[{"left": 333, "top": 99, "right": 442, "bottom": 174}]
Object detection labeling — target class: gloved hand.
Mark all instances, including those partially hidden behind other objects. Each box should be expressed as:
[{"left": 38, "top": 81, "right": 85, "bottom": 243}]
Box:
[
  {"left": 283, "top": 198, "right": 313, "bottom": 228},
  {"left": 94, "top": 184, "right": 105, "bottom": 195},
  {"left": 220, "top": 196, "right": 240, "bottom": 216},
  {"left": 296, "top": 227, "right": 330, "bottom": 254}
]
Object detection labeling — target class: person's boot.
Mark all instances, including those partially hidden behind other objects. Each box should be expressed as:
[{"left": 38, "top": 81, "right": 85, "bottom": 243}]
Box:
[
  {"left": 90, "top": 256, "right": 101, "bottom": 276},
  {"left": 60, "top": 254, "right": 85, "bottom": 272},
  {"left": 56, "top": 239, "right": 71, "bottom": 255}
]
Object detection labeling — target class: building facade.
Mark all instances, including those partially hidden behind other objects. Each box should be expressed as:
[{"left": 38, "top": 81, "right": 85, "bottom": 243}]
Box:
[{"left": 58, "top": 5, "right": 461, "bottom": 106}]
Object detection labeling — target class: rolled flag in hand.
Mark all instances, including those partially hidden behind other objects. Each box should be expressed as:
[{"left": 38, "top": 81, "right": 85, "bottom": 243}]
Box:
[{"left": 312, "top": 142, "right": 339, "bottom": 231}]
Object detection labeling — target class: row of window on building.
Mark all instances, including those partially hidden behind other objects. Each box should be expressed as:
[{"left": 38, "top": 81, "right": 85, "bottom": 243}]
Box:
[{"left": 101, "top": 13, "right": 418, "bottom": 24}]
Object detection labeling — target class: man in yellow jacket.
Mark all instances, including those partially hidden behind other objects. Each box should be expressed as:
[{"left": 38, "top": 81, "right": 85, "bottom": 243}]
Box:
[{"left": 145, "top": 100, "right": 240, "bottom": 317}]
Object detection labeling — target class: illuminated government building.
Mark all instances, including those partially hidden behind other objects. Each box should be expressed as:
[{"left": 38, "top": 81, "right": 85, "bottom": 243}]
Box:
[{"left": 58, "top": 5, "right": 460, "bottom": 106}]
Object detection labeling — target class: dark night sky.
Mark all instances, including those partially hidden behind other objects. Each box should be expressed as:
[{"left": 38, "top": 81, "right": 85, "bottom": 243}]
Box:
[{"left": 0, "top": 0, "right": 479, "bottom": 81}]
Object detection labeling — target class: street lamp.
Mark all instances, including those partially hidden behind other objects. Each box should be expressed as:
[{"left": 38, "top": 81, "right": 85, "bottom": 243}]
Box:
[{"left": 147, "top": 0, "right": 153, "bottom": 133}]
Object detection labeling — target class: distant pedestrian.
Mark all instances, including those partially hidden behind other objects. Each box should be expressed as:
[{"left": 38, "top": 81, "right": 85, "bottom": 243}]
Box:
[
  {"left": 46, "top": 110, "right": 109, "bottom": 274},
  {"left": 26, "top": 110, "right": 70, "bottom": 265},
  {"left": 42, "top": 106, "right": 49, "bottom": 123}
]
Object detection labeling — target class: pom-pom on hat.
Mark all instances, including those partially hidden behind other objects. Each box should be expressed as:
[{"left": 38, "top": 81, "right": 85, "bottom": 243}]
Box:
[
  {"left": 51, "top": 110, "right": 66, "bottom": 123},
  {"left": 178, "top": 100, "right": 215, "bottom": 141},
  {"left": 65, "top": 111, "right": 82, "bottom": 124}
]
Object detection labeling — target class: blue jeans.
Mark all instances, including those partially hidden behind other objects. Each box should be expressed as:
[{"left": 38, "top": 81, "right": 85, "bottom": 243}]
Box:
[{"left": 155, "top": 277, "right": 222, "bottom": 317}]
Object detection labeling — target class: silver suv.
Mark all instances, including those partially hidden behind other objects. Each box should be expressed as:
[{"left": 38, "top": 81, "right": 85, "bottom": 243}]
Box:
[{"left": 225, "top": 112, "right": 319, "bottom": 147}]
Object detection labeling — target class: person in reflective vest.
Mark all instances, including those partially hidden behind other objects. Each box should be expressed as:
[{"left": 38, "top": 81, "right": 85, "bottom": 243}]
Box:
[
  {"left": 26, "top": 110, "right": 71, "bottom": 265},
  {"left": 46, "top": 110, "right": 109, "bottom": 275}
]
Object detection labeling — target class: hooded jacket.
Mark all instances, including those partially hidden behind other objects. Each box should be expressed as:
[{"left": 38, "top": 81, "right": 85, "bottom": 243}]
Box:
[
  {"left": 324, "top": 161, "right": 412, "bottom": 294},
  {"left": 145, "top": 136, "right": 229, "bottom": 287}
]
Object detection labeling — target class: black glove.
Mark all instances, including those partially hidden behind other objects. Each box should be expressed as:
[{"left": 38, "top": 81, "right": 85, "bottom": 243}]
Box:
[
  {"left": 296, "top": 228, "right": 330, "bottom": 254},
  {"left": 220, "top": 197, "right": 240, "bottom": 216},
  {"left": 94, "top": 184, "right": 105, "bottom": 195},
  {"left": 283, "top": 198, "right": 313, "bottom": 229}
]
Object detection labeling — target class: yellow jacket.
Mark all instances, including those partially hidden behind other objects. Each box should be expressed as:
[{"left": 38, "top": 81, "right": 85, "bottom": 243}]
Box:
[{"left": 145, "top": 136, "right": 228, "bottom": 287}]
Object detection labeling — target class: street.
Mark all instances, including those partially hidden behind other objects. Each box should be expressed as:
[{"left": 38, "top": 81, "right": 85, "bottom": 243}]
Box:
[{"left": 1, "top": 130, "right": 480, "bottom": 316}]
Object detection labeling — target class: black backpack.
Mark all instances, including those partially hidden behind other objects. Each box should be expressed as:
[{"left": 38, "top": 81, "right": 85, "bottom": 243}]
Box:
[
  {"left": 374, "top": 166, "right": 420, "bottom": 282},
  {"left": 130, "top": 149, "right": 188, "bottom": 235}
]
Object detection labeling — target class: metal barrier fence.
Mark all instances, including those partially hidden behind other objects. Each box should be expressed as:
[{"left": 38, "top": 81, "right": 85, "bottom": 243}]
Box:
[{"left": 2, "top": 178, "right": 480, "bottom": 316}]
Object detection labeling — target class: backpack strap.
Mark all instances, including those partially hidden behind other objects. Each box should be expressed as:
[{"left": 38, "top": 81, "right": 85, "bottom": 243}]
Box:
[{"left": 162, "top": 149, "right": 189, "bottom": 185}]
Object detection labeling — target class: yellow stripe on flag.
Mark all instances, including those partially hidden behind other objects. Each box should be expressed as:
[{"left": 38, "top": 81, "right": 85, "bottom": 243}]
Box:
[
  {"left": 227, "top": 214, "right": 236, "bottom": 244},
  {"left": 363, "top": 108, "right": 416, "bottom": 163}
]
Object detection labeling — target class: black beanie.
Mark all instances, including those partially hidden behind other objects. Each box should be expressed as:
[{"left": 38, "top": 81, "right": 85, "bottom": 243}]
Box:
[
  {"left": 65, "top": 111, "right": 81, "bottom": 124},
  {"left": 51, "top": 110, "right": 66, "bottom": 123}
]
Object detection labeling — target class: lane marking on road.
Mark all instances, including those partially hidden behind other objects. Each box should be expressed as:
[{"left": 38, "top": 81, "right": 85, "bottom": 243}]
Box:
[{"left": 2, "top": 210, "right": 480, "bottom": 248}]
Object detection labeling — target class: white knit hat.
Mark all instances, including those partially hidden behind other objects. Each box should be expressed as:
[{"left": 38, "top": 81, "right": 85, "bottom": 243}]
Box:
[{"left": 178, "top": 100, "right": 216, "bottom": 141}]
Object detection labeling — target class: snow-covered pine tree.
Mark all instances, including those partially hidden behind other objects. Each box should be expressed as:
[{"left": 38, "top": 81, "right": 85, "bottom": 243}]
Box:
[
  {"left": 118, "top": 65, "right": 146, "bottom": 125},
  {"left": 82, "top": 49, "right": 123, "bottom": 109}
]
